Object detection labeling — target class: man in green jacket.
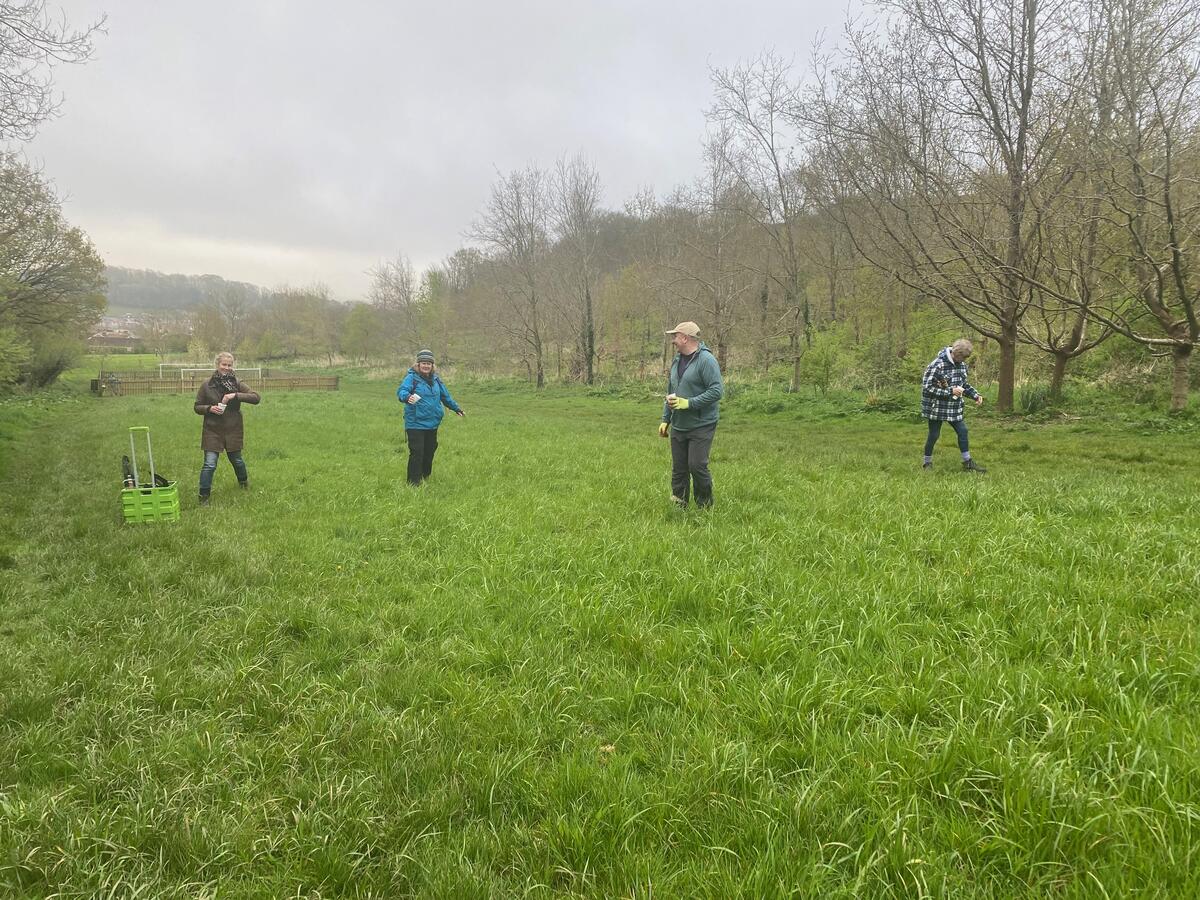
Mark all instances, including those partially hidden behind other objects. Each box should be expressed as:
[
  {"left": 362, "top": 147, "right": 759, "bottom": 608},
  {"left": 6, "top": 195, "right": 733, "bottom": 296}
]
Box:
[{"left": 659, "top": 321, "right": 724, "bottom": 508}]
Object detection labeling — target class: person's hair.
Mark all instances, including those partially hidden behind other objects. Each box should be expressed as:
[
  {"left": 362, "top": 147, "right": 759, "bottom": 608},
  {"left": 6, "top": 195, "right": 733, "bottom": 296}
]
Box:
[
  {"left": 951, "top": 338, "right": 973, "bottom": 357},
  {"left": 215, "top": 351, "right": 235, "bottom": 367}
]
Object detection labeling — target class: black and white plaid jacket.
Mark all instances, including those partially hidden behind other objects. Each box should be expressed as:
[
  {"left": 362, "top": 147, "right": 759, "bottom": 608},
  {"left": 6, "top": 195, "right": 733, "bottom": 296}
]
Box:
[{"left": 921, "top": 347, "right": 979, "bottom": 421}]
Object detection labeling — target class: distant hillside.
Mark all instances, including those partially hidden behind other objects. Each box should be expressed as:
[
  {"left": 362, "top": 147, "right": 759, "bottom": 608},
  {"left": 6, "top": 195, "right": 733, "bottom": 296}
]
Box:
[{"left": 104, "top": 266, "right": 266, "bottom": 312}]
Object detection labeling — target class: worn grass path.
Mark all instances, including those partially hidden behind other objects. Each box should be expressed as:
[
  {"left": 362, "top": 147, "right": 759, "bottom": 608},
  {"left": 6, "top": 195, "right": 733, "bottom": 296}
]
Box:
[{"left": 1, "top": 379, "right": 1198, "bottom": 897}]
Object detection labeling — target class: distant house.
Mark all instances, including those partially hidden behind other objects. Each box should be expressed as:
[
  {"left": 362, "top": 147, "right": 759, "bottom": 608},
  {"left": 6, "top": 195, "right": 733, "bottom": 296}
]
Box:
[{"left": 88, "top": 329, "right": 141, "bottom": 352}]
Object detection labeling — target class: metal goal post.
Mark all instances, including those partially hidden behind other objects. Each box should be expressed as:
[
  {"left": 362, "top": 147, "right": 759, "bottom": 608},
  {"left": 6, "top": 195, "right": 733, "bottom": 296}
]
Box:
[{"left": 180, "top": 367, "right": 262, "bottom": 380}]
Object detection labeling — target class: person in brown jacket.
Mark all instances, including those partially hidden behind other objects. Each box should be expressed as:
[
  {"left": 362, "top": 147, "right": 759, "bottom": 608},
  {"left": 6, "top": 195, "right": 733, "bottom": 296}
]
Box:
[{"left": 194, "top": 351, "right": 260, "bottom": 505}]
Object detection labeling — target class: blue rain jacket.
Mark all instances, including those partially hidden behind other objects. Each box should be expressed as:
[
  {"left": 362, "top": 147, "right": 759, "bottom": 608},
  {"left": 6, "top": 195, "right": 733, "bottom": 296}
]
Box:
[{"left": 396, "top": 368, "right": 462, "bottom": 430}]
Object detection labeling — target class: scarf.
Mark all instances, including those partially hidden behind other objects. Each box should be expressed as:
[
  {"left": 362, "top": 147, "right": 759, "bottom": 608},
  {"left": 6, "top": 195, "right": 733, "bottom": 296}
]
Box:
[{"left": 211, "top": 371, "right": 239, "bottom": 397}]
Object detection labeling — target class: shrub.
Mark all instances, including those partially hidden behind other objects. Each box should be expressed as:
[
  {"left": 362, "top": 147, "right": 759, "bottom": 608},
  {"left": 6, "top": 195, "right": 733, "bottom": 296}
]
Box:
[
  {"left": 1019, "top": 383, "right": 1053, "bottom": 415},
  {"left": 20, "top": 334, "right": 83, "bottom": 388},
  {"left": 862, "top": 392, "right": 910, "bottom": 414},
  {"left": 0, "top": 327, "right": 32, "bottom": 388},
  {"left": 854, "top": 334, "right": 914, "bottom": 391},
  {"left": 800, "top": 329, "right": 847, "bottom": 395}
]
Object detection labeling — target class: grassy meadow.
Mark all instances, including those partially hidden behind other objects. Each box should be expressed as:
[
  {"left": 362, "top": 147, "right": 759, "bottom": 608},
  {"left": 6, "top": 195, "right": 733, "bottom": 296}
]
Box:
[{"left": 1, "top": 371, "right": 1199, "bottom": 897}]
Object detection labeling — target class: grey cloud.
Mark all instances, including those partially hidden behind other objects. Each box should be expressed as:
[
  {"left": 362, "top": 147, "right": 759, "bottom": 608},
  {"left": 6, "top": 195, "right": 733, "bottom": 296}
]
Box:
[{"left": 25, "top": 0, "right": 855, "bottom": 297}]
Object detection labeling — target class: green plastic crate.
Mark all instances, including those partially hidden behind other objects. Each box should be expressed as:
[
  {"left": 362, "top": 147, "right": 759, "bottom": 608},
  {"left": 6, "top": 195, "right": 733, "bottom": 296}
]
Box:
[
  {"left": 121, "top": 426, "right": 180, "bottom": 524},
  {"left": 121, "top": 483, "right": 179, "bottom": 522}
]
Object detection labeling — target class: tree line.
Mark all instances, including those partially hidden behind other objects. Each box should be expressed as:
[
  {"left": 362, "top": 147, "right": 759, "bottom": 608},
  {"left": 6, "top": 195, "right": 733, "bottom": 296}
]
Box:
[
  {"left": 4, "top": 0, "right": 1197, "bottom": 412},
  {"left": 105, "top": 267, "right": 264, "bottom": 312},
  {"left": 370, "top": 0, "right": 1197, "bottom": 412}
]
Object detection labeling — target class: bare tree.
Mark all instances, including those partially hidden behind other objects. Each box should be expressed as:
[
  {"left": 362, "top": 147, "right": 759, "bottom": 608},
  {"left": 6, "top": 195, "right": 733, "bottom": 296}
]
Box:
[
  {"left": 189, "top": 302, "right": 228, "bottom": 354},
  {"left": 1, "top": 1, "right": 105, "bottom": 141},
  {"left": 617, "top": 190, "right": 680, "bottom": 377},
  {"left": 709, "top": 51, "right": 811, "bottom": 387},
  {"left": 469, "top": 165, "right": 551, "bottom": 387},
  {"left": 369, "top": 252, "right": 421, "bottom": 352},
  {"left": 216, "top": 288, "right": 251, "bottom": 351},
  {"left": 1087, "top": 0, "right": 1200, "bottom": 410},
  {"left": 441, "top": 247, "right": 485, "bottom": 294},
  {"left": 802, "top": 0, "right": 1088, "bottom": 410},
  {"left": 140, "top": 312, "right": 173, "bottom": 360},
  {"left": 655, "top": 126, "right": 755, "bottom": 371},
  {"left": 550, "top": 153, "right": 603, "bottom": 384},
  {"left": 265, "top": 283, "right": 340, "bottom": 363},
  {"left": 1017, "top": 160, "right": 1119, "bottom": 399}
]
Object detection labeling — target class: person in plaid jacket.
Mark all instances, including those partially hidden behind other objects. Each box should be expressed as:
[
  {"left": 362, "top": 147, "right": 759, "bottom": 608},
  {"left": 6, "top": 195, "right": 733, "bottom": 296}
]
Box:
[{"left": 921, "top": 338, "right": 986, "bottom": 472}]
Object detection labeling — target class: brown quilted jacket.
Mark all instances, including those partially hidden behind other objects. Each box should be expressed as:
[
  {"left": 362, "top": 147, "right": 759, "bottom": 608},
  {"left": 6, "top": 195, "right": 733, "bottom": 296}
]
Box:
[{"left": 193, "top": 377, "right": 261, "bottom": 452}]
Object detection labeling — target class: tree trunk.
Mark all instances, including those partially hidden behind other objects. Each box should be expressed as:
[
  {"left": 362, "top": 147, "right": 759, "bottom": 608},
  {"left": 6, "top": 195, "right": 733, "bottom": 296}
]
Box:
[
  {"left": 827, "top": 244, "right": 838, "bottom": 321},
  {"left": 1049, "top": 351, "right": 1069, "bottom": 401},
  {"left": 533, "top": 331, "right": 545, "bottom": 389},
  {"left": 612, "top": 319, "right": 621, "bottom": 378},
  {"left": 759, "top": 277, "right": 771, "bottom": 376},
  {"left": 583, "top": 282, "right": 595, "bottom": 385},
  {"left": 997, "top": 323, "right": 1018, "bottom": 412},
  {"left": 1170, "top": 345, "right": 1192, "bottom": 412},
  {"left": 530, "top": 288, "right": 545, "bottom": 388},
  {"left": 789, "top": 311, "right": 802, "bottom": 392}
]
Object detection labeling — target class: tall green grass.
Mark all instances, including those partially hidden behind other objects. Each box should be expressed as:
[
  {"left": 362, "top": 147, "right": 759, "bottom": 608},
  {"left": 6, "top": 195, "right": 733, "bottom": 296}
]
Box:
[{"left": 1, "top": 380, "right": 1198, "bottom": 897}]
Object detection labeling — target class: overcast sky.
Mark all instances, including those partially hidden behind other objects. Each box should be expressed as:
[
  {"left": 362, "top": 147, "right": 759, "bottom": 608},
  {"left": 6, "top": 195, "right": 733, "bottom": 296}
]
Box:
[{"left": 23, "top": 0, "right": 857, "bottom": 300}]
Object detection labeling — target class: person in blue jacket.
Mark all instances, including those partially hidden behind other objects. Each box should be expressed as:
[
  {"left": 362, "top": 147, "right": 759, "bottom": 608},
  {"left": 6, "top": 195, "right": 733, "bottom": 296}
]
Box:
[
  {"left": 659, "top": 321, "right": 724, "bottom": 508},
  {"left": 396, "top": 349, "right": 464, "bottom": 485}
]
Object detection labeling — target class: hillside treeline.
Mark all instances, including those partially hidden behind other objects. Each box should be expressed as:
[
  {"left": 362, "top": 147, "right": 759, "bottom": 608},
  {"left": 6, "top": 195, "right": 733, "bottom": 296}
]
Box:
[{"left": 105, "top": 268, "right": 264, "bottom": 313}]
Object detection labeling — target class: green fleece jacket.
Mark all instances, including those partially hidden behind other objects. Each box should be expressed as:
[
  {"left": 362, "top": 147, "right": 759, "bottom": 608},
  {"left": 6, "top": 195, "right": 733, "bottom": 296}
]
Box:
[{"left": 662, "top": 343, "right": 724, "bottom": 432}]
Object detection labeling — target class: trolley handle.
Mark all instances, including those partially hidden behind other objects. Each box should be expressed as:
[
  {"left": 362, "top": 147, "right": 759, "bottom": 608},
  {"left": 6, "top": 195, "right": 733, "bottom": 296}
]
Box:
[{"left": 127, "top": 426, "right": 157, "bottom": 488}]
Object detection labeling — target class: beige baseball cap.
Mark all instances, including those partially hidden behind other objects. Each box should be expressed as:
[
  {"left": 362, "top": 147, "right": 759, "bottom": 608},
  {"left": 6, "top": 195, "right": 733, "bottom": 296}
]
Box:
[{"left": 665, "top": 321, "right": 700, "bottom": 338}]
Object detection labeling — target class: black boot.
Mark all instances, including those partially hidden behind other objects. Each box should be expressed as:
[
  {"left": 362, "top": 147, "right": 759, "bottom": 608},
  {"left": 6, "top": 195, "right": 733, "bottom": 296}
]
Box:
[
  {"left": 962, "top": 459, "right": 987, "bottom": 473},
  {"left": 239, "top": 481, "right": 249, "bottom": 490},
  {"left": 199, "top": 494, "right": 210, "bottom": 505}
]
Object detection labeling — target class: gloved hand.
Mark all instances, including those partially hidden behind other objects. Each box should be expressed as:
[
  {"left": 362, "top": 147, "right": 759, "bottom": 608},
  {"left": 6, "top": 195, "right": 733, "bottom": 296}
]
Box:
[
  {"left": 658, "top": 422, "right": 669, "bottom": 438},
  {"left": 672, "top": 397, "right": 690, "bottom": 410}
]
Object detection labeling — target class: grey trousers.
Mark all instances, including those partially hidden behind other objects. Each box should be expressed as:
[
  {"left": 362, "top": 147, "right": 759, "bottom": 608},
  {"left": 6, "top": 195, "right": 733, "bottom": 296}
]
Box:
[{"left": 670, "top": 423, "right": 716, "bottom": 506}]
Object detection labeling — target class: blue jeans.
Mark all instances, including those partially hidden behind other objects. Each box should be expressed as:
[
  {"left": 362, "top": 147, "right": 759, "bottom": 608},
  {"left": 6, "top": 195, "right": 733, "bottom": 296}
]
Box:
[
  {"left": 924, "top": 419, "right": 968, "bottom": 457},
  {"left": 199, "top": 450, "right": 247, "bottom": 495}
]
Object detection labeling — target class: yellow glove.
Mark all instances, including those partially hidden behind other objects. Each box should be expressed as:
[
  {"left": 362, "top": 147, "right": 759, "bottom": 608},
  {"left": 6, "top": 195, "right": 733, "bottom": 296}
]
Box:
[
  {"left": 673, "top": 397, "right": 690, "bottom": 410},
  {"left": 658, "top": 422, "right": 669, "bottom": 438}
]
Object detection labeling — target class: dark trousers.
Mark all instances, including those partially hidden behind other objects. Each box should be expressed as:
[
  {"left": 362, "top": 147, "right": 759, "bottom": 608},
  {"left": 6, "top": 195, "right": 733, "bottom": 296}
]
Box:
[
  {"left": 924, "top": 419, "right": 969, "bottom": 456},
  {"left": 670, "top": 423, "right": 716, "bottom": 507},
  {"left": 406, "top": 428, "right": 439, "bottom": 485}
]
